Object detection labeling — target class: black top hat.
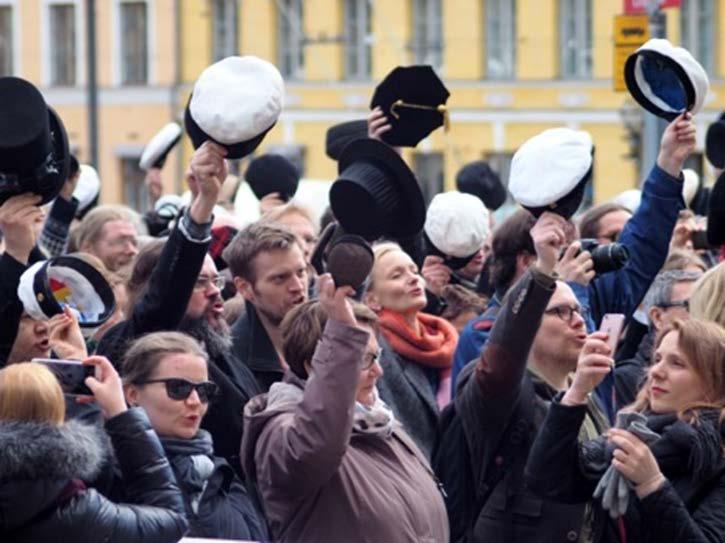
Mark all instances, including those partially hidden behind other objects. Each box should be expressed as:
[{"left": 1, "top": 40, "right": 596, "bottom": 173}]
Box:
[
  {"left": 370, "top": 65, "right": 450, "bottom": 148},
  {"left": 707, "top": 171, "right": 725, "bottom": 247},
  {"left": 17, "top": 255, "right": 116, "bottom": 329},
  {"left": 0, "top": 77, "right": 70, "bottom": 205},
  {"left": 456, "top": 161, "right": 507, "bottom": 211},
  {"left": 706, "top": 117, "right": 725, "bottom": 169},
  {"left": 330, "top": 139, "right": 425, "bottom": 240},
  {"left": 325, "top": 120, "right": 369, "bottom": 161},
  {"left": 244, "top": 154, "right": 300, "bottom": 201}
]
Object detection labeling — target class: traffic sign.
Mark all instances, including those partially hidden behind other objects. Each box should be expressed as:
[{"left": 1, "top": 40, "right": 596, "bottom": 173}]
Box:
[{"left": 613, "top": 15, "right": 650, "bottom": 91}]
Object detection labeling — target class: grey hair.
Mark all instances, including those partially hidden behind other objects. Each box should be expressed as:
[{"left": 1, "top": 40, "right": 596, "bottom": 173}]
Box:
[{"left": 642, "top": 269, "right": 703, "bottom": 312}]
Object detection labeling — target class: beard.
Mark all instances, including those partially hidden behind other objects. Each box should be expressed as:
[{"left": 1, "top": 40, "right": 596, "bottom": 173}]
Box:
[{"left": 178, "top": 315, "right": 232, "bottom": 361}]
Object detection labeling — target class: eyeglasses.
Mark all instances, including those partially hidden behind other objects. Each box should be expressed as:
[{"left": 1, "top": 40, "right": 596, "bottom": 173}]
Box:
[
  {"left": 137, "top": 378, "right": 220, "bottom": 403},
  {"left": 362, "top": 348, "right": 383, "bottom": 371},
  {"left": 660, "top": 300, "right": 689, "bottom": 311},
  {"left": 194, "top": 275, "right": 225, "bottom": 291},
  {"left": 544, "top": 304, "right": 583, "bottom": 324}
]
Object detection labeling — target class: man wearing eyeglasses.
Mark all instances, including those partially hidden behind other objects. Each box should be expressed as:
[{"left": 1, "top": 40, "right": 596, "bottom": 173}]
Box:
[{"left": 615, "top": 268, "right": 701, "bottom": 409}]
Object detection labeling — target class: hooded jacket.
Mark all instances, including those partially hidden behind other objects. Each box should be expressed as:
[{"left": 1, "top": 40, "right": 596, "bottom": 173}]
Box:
[
  {"left": 0, "top": 408, "right": 188, "bottom": 542},
  {"left": 241, "top": 319, "right": 449, "bottom": 543}
]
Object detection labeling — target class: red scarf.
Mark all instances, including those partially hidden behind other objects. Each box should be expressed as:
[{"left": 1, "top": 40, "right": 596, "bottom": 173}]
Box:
[{"left": 377, "top": 309, "right": 458, "bottom": 408}]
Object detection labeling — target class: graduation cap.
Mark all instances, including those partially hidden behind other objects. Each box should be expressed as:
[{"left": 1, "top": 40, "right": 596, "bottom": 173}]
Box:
[
  {"left": 311, "top": 223, "right": 373, "bottom": 290},
  {"left": 455, "top": 161, "right": 507, "bottom": 211},
  {"left": 330, "top": 138, "right": 425, "bottom": 240},
  {"left": 325, "top": 120, "right": 369, "bottom": 161},
  {"left": 611, "top": 189, "right": 642, "bottom": 214},
  {"left": 72, "top": 164, "right": 101, "bottom": 218},
  {"left": 0, "top": 77, "right": 70, "bottom": 205},
  {"left": 705, "top": 113, "right": 725, "bottom": 169},
  {"left": 509, "top": 128, "right": 594, "bottom": 219},
  {"left": 17, "top": 255, "right": 116, "bottom": 331},
  {"left": 707, "top": 171, "right": 725, "bottom": 247},
  {"left": 370, "top": 65, "right": 450, "bottom": 147},
  {"left": 139, "top": 122, "right": 182, "bottom": 171},
  {"left": 244, "top": 154, "right": 300, "bottom": 201},
  {"left": 184, "top": 56, "right": 284, "bottom": 159},
  {"left": 624, "top": 39, "right": 709, "bottom": 121},
  {"left": 424, "top": 191, "right": 490, "bottom": 270}
]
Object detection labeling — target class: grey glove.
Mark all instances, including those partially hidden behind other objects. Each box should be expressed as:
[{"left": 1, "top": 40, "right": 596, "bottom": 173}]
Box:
[{"left": 593, "top": 412, "right": 660, "bottom": 518}]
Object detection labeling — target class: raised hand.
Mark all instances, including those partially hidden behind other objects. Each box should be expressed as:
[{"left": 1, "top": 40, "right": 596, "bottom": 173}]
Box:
[
  {"left": 530, "top": 211, "right": 568, "bottom": 276},
  {"left": 657, "top": 112, "right": 697, "bottom": 178},
  {"left": 421, "top": 255, "right": 452, "bottom": 297},
  {"left": 79, "top": 355, "right": 128, "bottom": 420},
  {"left": 48, "top": 307, "right": 88, "bottom": 361},
  {"left": 317, "top": 273, "right": 357, "bottom": 328},
  {"left": 189, "top": 141, "right": 228, "bottom": 224},
  {"left": 562, "top": 331, "right": 612, "bottom": 406},
  {"left": 0, "top": 193, "right": 44, "bottom": 264},
  {"left": 555, "top": 241, "right": 595, "bottom": 286}
]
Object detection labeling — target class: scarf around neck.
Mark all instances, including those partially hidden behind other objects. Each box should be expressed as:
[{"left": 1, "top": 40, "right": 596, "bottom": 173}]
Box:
[
  {"left": 161, "top": 431, "right": 216, "bottom": 515},
  {"left": 377, "top": 308, "right": 458, "bottom": 408}
]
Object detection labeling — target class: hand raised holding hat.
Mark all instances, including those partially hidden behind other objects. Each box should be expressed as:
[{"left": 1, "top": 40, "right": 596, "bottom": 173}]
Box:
[
  {"left": 0, "top": 193, "right": 44, "bottom": 265},
  {"left": 657, "top": 112, "right": 697, "bottom": 178},
  {"left": 318, "top": 273, "right": 357, "bottom": 328},
  {"left": 78, "top": 355, "right": 128, "bottom": 420},
  {"left": 422, "top": 255, "right": 452, "bottom": 297},
  {"left": 189, "top": 141, "right": 228, "bottom": 224},
  {"left": 368, "top": 107, "right": 402, "bottom": 156},
  {"left": 530, "top": 211, "right": 568, "bottom": 276},
  {"left": 48, "top": 306, "right": 88, "bottom": 361}
]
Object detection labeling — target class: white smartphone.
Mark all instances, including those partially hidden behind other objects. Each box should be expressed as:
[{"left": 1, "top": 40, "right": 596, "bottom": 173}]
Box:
[{"left": 599, "top": 313, "right": 625, "bottom": 359}]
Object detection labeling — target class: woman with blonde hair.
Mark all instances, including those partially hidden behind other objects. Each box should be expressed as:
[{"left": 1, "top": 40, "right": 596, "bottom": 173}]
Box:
[
  {"left": 0, "top": 358, "right": 188, "bottom": 542},
  {"left": 365, "top": 242, "right": 458, "bottom": 458},
  {"left": 526, "top": 318, "right": 725, "bottom": 542},
  {"left": 689, "top": 262, "right": 725, "bottom": 327}
]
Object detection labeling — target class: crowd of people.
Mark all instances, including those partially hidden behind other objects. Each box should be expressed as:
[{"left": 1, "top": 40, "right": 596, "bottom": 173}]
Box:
[{"left": 0, "top": 47, "right": 724, "bottom": 543}]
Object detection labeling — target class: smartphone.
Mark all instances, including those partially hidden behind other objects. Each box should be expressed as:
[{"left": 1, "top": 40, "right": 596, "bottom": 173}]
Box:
[
  {"left": 33, "top": 359, "right": 94, "bottom": 396},
  {"left": 599, "top": 314, "right": 625, "bottom": 360},
  {"left": 691, "top": 230, "right": 714, "bottom": 251}
]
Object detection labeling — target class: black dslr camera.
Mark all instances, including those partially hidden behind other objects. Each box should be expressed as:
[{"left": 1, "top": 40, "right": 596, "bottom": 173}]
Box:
[{"left": 578, "top": 239, "right": 629, "bottom": 274}]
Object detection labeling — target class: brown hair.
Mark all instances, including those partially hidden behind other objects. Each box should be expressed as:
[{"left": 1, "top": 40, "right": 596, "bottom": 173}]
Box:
[
  {"left": 124, "top": 239, "right": 165, "bottom": 314},
  {"left": 281, "top": 300, "right": 378, "bottom": 379},
  {"left": 122, "top": 331, "right": 208, "bottom": 385},
  {"left": 578, "top": 203, "right": 631, "bottom": 240},
  {"left": 75, "top": 205, "right": 143, "bottom": 248},
  {"left": 628, "top": 319, "right": 725, "bottom": 422},
  {"left": 663, "top": 248, "right": 707, "bottom": 273},
  {"left": 689, "top": 263, "right": 725, "bottom": 328},
  {"left": 489, "top": 209, "right": 536, "bottom": 291},
  {"left": 0, "top": 363, "right": 65, "bottom": 425},
  {"left": 222, "top": 222, "right": 300, "bottom": 283},
  {"left": 441, "top": 284, "right": 488, "bottom": 322}
]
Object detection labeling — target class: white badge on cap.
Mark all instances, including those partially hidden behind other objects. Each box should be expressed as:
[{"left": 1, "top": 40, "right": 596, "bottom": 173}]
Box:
[{"left": 189, "top": 56, "right": 284, "bottom": 145}]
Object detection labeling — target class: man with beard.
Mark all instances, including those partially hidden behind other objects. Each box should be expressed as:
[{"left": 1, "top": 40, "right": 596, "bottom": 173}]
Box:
[
  {"left": 222, "top": 222, "right": 308, "bottom": 391},
  {"left": 97, "top": 141, "right": 259, "bottom": 475}
]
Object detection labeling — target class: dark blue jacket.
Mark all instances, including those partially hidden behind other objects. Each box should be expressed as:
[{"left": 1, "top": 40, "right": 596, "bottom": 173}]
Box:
[{"left": 451, "top": 165, "right": 684, "bottom": 418}]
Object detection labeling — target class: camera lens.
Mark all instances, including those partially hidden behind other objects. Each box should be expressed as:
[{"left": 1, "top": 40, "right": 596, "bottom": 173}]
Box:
[{"left": 590, "top": 243, "right": 629, "bottom": 274}]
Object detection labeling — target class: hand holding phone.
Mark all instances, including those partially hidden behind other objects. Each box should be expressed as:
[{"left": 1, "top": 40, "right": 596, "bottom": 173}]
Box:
[
  {"left": 599, "top": 313, "right": 625, "bottom": 361},
  {"left": 33, "top": 358, "right": 94, "bottom": 396}
]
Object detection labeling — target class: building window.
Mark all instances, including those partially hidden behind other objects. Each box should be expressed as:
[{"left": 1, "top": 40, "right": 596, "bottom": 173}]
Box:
[
  {"left": 120, "top": 1, "right": 148, "bottom": 85},
  {"left": 278, "top": 0, "right": 304, "bottom": 79},
  {"left": 413, "top": 152, "right": 443, "bottom": 205},
  {"left": 485, "top": 0, "right": 515, "bottom": 79},
  {"left": 411, "top": 0, "right": 442, "bottom": 68},
  {"left": 559, "top": 0, "right": 592, "bottom": 79},
  {"left": 681, "top": 0, "right": 715, "bottom": 75},
  {"left": 0, "top": 5, "right": 12, "bottom": 76},
  {"left": 212, "top": 0, "right": 238, "bottom": 61},
  {"left": 122, "top": 157, "right": 148, "bottom": 212},
  {"left": 343, "top": 0, "right": 372, "bottom": 80},
  {"left": 49, "top": 3, "right": 76, "bottom": 86}
]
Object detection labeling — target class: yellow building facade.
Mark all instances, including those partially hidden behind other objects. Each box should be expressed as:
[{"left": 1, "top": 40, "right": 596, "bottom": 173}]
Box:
[{"left": 5, "top": 0, "right": 725, "bottom": 210}]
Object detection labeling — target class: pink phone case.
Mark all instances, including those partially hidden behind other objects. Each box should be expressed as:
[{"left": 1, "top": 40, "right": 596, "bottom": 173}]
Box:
[{"left": 599, "top": 313, "right": 625, "bottom": 356}]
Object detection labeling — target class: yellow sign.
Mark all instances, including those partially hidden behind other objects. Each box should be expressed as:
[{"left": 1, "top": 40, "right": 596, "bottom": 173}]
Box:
[{"left": 613, "top": 15, "right": 650, "bottom": 92}]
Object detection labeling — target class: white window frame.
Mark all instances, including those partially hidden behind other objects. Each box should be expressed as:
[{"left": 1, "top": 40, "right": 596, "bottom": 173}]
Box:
[
  {"left": 485, "top": 0, "right": 516, "bottom": 80},
  {"left": 277, "top": 0, "right": 304, "bottom": 79},
  {"left": 343, "top": 0, "right": 372, "bottom": 80},
  {"left": 112, "top": 0, "right": 156, "bottom": 86},
  {"left": 681, "top": 0, "right": 715, "bottom": 75},
  {"left": 42, "top": 0, "right": 84, "bottom": 87},
  {"left": 411, "top": 0, "right": 443, "bottom": 68},
  {"left": 211, "top": 0, "right": 238, "bottom": 61},
  {"left": 558, "top": 0, "right": 592, "bottom": 79},
  {"left": 0, "top": 0, "right": 20, "bottom": 77}
]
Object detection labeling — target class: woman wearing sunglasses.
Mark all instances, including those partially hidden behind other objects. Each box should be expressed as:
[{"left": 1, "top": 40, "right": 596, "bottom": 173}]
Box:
[{"left": 122, "top": 331, "right": 268, "bottom": 540}]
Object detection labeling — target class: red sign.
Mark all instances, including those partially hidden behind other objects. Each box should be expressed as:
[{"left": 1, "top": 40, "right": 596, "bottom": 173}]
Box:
[{"left": 624, "top": 0, "right": 680, "bottom": 14}]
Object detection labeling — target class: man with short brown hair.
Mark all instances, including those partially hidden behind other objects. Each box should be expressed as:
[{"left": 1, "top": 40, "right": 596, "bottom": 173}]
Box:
[{"left": 223, "top": 222, "right": 309, "bottom": 391}]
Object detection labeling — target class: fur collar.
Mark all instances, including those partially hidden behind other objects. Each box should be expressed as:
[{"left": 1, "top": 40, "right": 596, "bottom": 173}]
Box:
[{"left": 0, "top": 419, "right": 109, "bottom": 482}]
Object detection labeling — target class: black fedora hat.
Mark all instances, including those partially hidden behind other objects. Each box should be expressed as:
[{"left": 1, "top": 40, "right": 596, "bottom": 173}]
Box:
[
  {"left": 0, "top": 77, "right": 70, "bottom": 205},
  {"left": 455, "top": 161, "right": 507, "bottom": 211},
  {"left": 325, "top": 120, "right": 368, "bottom": 160},
  {"left": 330, "top": 138, "right": 425, "bottom": 240},
  {"left": 245, "top": 154, "right": 300, "bottom": 201},
  {"left": 707, "top": 171, "right": 725, "bottom": 247},
  {"left": 184, "top": 56, "right": 283, "bottom": 160},
  {"left": 370, "top": 65, "right": 450, "bottom": 147}
]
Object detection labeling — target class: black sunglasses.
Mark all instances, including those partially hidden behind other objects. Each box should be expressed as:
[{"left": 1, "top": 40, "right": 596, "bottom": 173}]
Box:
[{"left": 138, "top": 378, "right": 219, "bottom": 403}]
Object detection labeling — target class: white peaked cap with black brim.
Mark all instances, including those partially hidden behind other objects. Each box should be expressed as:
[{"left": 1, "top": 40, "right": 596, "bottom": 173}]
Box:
[
  {"left": 139, "top": 122, "right": 183, "bottom": 171},
  {"left": 72, "top": 164, "right": 100, "bottom": 216}
]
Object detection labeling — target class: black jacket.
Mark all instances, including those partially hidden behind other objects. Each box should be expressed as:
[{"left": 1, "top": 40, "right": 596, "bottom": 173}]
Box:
[
  {"left": 231, "top": 301, "right": 284, "bottom": 392},
  {"left": 97, "top": 220, "right": 260, "bottom": 474},
  {"left": 525, "top": 400, "right": 725, "bottom": 543},
  {"left": 434, "top": 268, "right": 608, "bottom": 542},
  {"left": 0, "top": 408, "right": 188, "bottom": 542}
]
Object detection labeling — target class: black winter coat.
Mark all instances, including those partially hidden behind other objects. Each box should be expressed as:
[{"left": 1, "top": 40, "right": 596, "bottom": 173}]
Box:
[
  {"left": 97, "top": 220, "right": 260, "bottom": 475},
  {"left": 525, "top": 400, "right": 725, "bottom": 543},
  {"left": 0, "top": 408, "right": 188, "bottom": 542}
]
